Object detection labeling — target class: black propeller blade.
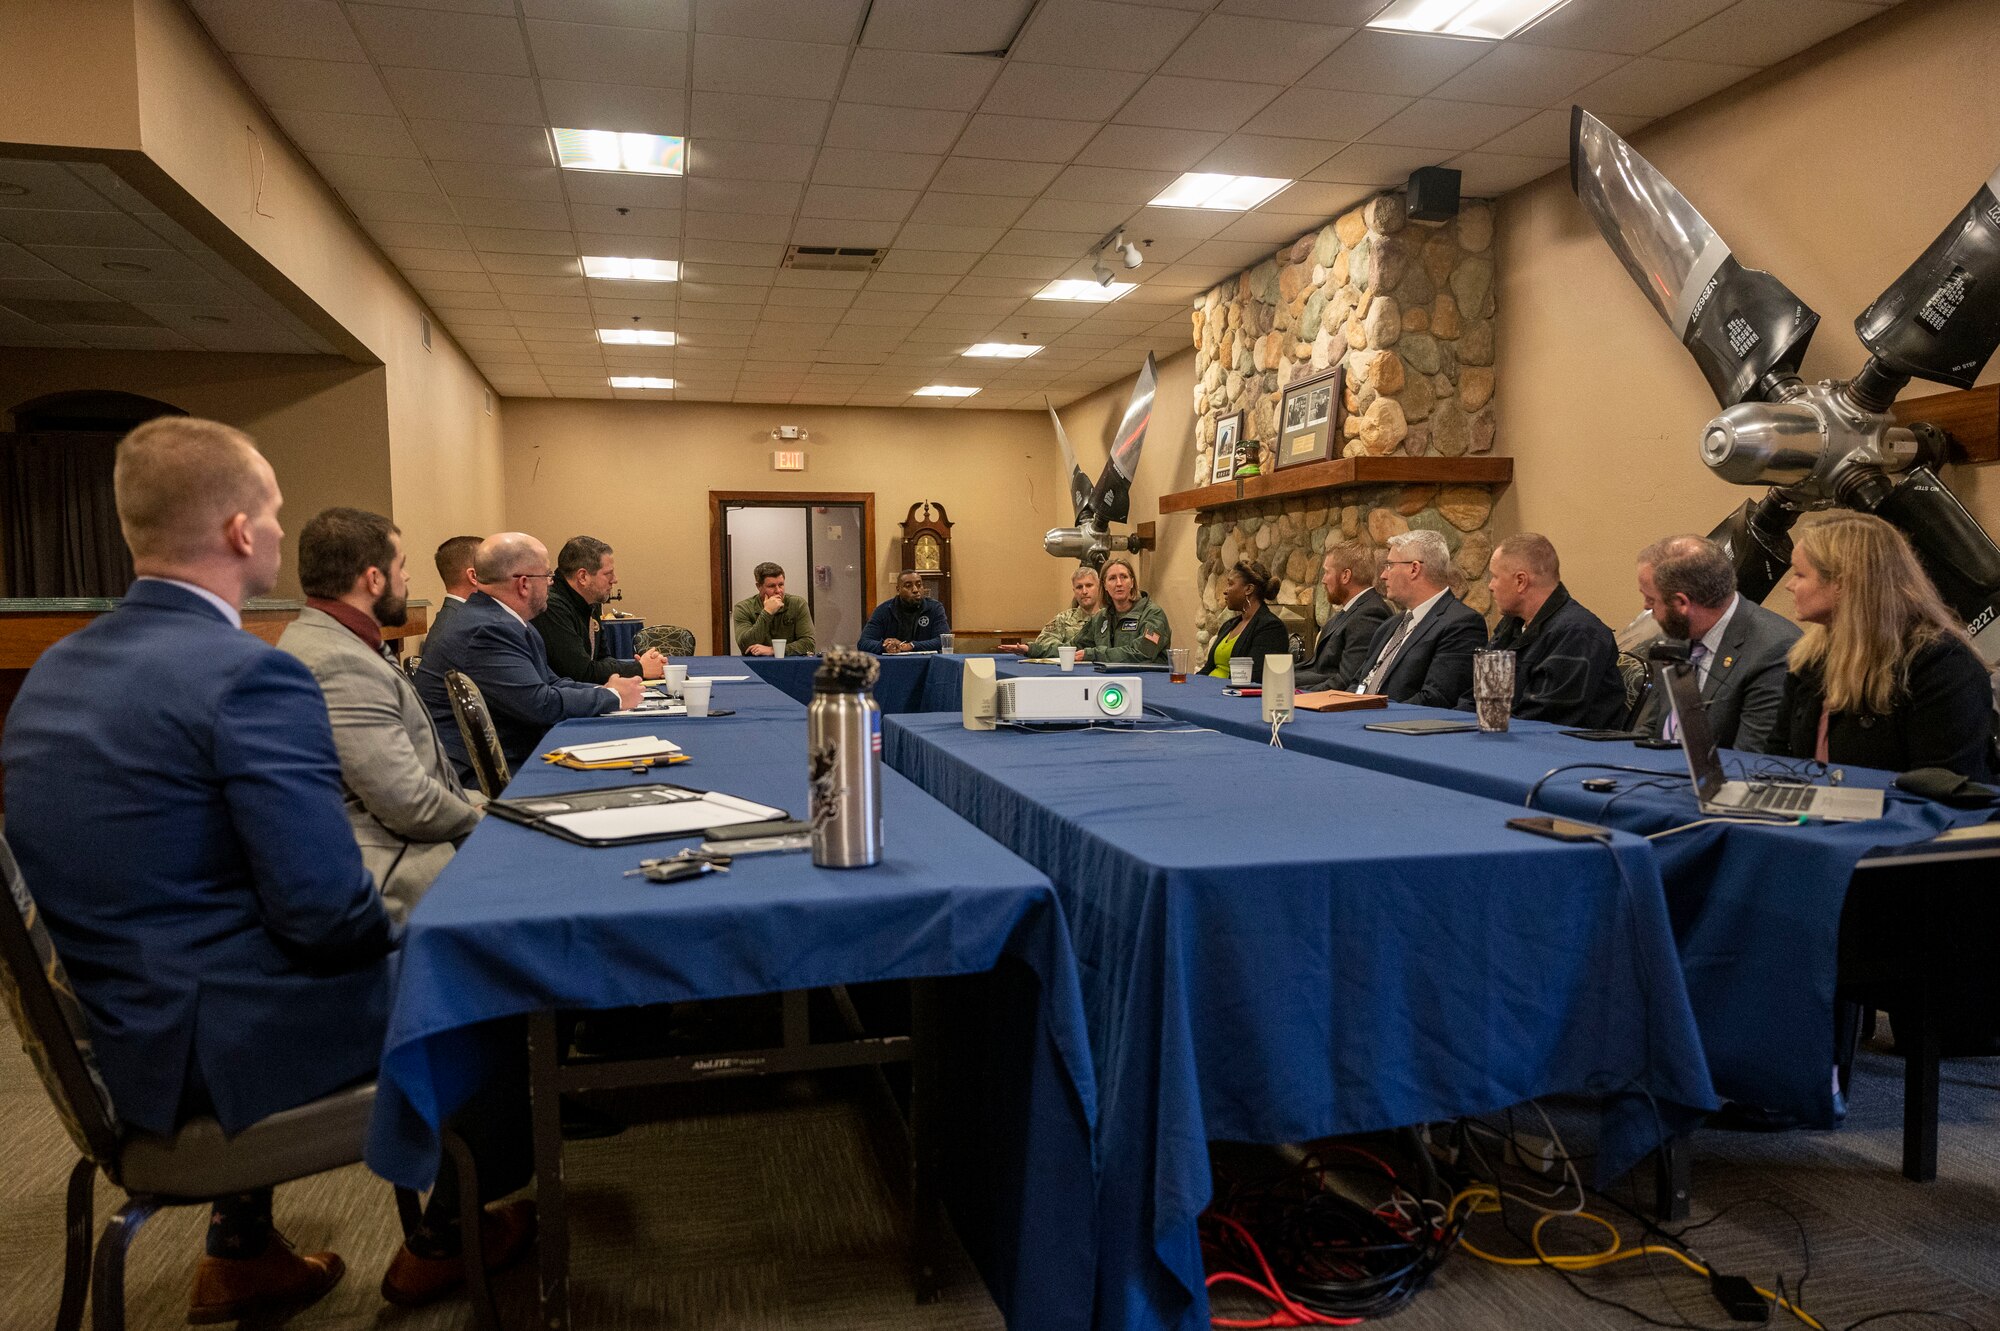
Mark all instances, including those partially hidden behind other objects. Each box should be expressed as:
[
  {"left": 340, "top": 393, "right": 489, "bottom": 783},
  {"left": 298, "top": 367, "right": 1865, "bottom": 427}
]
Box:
[{"left": 1855, "top": 166, "right": 2000, "bottom": 391}]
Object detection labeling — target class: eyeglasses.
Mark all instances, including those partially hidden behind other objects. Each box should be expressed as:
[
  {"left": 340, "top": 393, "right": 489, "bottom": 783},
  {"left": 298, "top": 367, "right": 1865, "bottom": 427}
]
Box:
[
  {"left": 516, "top": 570, "right": 557, "bottom": 584},
  {"left": 1383, "top": 559, "right": 1419, "bottom": 568}
]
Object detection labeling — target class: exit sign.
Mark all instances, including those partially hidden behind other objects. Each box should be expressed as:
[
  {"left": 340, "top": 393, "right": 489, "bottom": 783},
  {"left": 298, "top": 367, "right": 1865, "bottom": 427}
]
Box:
[{"left": 772, "top": 449, "right": 806, "bottom": 471}]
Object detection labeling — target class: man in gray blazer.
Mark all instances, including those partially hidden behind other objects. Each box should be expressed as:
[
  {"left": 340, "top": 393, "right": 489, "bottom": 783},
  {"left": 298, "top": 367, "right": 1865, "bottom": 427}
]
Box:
[
  {"left": 280, "top": 508, "right": 482, "bottom": 920},
  {"left": 1298, "top": 539, "right": 1396, "bottom": 691},
  {"left": 1635, "top": 534, "right": 1802, "bottom": 753}
]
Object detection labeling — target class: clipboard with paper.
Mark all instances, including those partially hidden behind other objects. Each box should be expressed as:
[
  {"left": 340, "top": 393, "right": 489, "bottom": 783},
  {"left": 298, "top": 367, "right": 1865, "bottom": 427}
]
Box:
[{"left": 487, "top": 783, "right": 789, "bottom": 846}]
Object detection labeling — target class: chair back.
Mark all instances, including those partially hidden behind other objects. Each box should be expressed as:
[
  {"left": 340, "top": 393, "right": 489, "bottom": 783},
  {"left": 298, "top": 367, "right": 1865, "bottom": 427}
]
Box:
[
  {"left": 0, "top": 834, "right": 123, "bottom": 1165},
  {"left": 1617, "top": 651, "right": 1653, "bottom": 729},
  {"left": 403, "top": 653, "right": 422, "bottom": 678},
  {"left": 445, "top": 669, "right": 512, "bottom": 797},
  {"left": 635, "top": 624, "right": 696, "bottom": 658}
]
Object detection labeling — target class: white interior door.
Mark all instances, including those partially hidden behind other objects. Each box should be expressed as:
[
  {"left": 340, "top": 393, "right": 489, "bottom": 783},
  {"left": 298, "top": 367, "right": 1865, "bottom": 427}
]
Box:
[{"left": 722, "top": 506, "right": 809, "bottom": 656}]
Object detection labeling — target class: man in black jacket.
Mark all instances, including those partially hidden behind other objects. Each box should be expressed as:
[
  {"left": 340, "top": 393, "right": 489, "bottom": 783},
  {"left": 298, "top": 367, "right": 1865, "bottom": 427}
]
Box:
[
  {"left": 1352, "top": 529, "right": 1488, "bottom": 707},
  {"left": 1298, "top": 539, "right": 1395, "bottom": 690},
  {"left": 1635, "top": 534, "right": 1801, "bottom": 752},
  {"left": 533, "top": 535, "right": 664, "bottom": 684},
  {"left": 1461, "top": 533, "right": 1627, "bottom": 726}
]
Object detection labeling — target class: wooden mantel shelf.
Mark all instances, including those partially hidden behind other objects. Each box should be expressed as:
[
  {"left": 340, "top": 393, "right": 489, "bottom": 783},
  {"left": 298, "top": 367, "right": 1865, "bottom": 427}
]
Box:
[{"left": 1158, "top": 456, "right": 1514, "bottom": 516}]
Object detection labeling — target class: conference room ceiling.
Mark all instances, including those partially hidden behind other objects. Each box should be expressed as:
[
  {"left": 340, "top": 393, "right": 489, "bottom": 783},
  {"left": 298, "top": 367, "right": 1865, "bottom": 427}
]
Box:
[
  {"left": 0, "top": 158, "right": 339, "bottom": 356},
  {"left": 184, "top": 0, "right": 1900, "bottom": 408}
]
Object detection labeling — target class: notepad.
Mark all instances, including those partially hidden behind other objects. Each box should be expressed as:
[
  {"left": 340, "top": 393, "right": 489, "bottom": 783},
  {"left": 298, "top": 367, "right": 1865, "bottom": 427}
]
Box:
[
  {"left": 554, "top": 736, "right": 682, "bottom": 764},
  {"left": 490, "top": 784, "right": 788, "bottom": 846}
]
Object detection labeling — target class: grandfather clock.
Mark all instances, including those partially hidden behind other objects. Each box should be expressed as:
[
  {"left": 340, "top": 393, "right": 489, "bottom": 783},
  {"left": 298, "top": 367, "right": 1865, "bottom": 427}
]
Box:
[{"left": 899, "top": 501, "right": 953, "bottom": 620}]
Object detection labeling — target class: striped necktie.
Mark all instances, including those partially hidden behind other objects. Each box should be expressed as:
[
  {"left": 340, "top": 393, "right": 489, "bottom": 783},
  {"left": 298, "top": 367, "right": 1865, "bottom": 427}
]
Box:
[{"left": 1360, "top": 613, "right": 1414, "bottom": 694}]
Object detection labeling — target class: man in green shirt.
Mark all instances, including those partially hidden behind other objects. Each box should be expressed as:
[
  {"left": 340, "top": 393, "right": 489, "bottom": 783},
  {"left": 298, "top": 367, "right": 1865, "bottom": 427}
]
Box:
[{"left": 732, "top": 561, "right": 817, "bottom": 656}]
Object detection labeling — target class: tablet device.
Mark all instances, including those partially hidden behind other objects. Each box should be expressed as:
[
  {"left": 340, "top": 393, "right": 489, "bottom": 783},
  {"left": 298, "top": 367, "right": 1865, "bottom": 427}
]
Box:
[{"left": 1362, "top": 718, "right": 1481, "bottom": 735}]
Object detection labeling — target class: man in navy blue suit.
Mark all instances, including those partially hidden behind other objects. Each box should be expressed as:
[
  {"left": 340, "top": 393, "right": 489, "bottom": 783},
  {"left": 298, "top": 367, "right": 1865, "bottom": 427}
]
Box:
[
  {"left": 2, "top": 418, "right": 529, "bottom": 1322},
  {"left": 415, "top": 532, "right": 642, "bottom": 784},
  {"left": 1351, "top": 528, "right": 1489, "bottom": 707}
]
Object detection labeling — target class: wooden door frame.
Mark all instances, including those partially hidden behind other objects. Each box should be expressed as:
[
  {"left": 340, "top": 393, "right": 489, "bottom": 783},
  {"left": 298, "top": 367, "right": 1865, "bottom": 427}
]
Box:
[{"left": 710, "top": 491, "right": 876, "bottom": 654}]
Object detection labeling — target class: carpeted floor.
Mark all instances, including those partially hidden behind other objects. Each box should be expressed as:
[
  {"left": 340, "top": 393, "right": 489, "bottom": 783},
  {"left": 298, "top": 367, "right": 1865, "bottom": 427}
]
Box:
[{"left": 3, "top": 1009, "right": 1996, "bottom": 1330}]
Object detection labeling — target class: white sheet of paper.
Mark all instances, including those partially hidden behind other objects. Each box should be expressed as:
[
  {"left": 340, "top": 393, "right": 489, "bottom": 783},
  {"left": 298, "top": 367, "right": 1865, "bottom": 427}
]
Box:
[
  {"left": 689, "top": 674, "right": 750, "bottom": 682},
  {"left": 557, "top": 736, "right": 683, "bottom": 763},
  {"left": 543, "top": 793, "right": 778, "bottom": 840}
]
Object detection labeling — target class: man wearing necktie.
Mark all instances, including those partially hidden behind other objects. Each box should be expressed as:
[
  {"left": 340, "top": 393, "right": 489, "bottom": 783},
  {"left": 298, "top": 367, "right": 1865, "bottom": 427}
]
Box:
[
  {"left": 1636, "top": 534, "right": 1801, "bottom": 752},
  {"left": 1353, "top": 528, "right": 1489, "bottom": 707}
]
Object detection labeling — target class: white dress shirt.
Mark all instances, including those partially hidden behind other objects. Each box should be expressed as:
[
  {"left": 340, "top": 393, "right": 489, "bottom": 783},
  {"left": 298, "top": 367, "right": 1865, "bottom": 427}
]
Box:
[
  {"left": 1694, "top": 594, "right": 1740, "bottom": 692},
  {"left": 135, "top": 576, "right": 241, "bottom": 629}
]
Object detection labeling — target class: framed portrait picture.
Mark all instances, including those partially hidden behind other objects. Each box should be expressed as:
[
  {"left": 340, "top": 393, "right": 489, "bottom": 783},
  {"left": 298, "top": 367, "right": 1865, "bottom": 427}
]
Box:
[
  {"left": 1275, "top": 366, "right": 1344, "bottom": 471},
  {"left": 1210, "top": 411, "right": 1242, "bottom": 484}
]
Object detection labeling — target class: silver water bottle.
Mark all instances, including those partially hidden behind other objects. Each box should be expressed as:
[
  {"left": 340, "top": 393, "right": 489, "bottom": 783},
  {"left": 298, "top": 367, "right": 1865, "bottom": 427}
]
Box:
[{"left": 807, "top": 647, "right": 882, "bottom": 868}]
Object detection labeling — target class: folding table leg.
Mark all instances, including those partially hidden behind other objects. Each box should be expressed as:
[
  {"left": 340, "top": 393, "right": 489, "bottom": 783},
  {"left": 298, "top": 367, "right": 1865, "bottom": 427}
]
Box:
[
  {"left": 1902, "top": 997, "right": 1940, "bottom": 1182},
  {"left": 57, "top": 1157, "right": 93, "bottom": 1331},
  {"left": 909, "top": 978, "right": 945, "bottom": 1303},
  {"left": 528, "top": 1011, "right": 572, "bottom": 1331},
  {"left": 1652, "top": 1136, "right": 1691, "bottom": 1221}
]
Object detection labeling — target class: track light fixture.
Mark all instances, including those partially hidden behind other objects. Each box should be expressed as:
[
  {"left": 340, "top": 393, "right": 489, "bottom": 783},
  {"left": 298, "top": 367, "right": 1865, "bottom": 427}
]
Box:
[
  {"left": 1113, "top": 230, "right": 1143, "bottom": 269},
  {"left": 1091, "top": 255, "right": 1116, "bottom": 287}
]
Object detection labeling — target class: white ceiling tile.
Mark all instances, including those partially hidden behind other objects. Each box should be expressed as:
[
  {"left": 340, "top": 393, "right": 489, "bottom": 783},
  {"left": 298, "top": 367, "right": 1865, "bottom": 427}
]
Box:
[
  {"left": 980, "top": 63, "right": 1146, "bottom": 122},
  {"left": 812, "top": 148, "right": 944, "bottom": 190},
  {"left": 824, "top": 104, "right": 968, "bottom": 156},
  {"left": 343, "top": 188, "right": 462, "bottom": 224},
  {"left": 385, "top": 69, "right": 544, "bottom": 125},
  {"left": 693, "top": 0, "right": 866, "bottom": 43},
  {"left": 687, "top": 139, "right": 819, "bottom": 182},
  {"left": 905, "top": 193, "right": 1029, "bottom": 227},
  {"left": 573, "top": 231, "right": 677, "bottom": 258},
  {"left": 952, "top": 115, "right": 1098, "bottom": 163},
  {"left": 950, "top": 276, "right": 1041, "bottom": 300},
  {"left": 1192, "top": 134, "right": 1337, "bottom": 178},
  {"left": 691, "top": 91, "right": 831, "bottom": 146},
  {"left": 1428, "top": 44, "right": 1629, "bottom": 108},
  {"left": 1656, "top": 0, "right": 1883, "bottom": 66},
  {"left": 1478, "top": 106, "right": 1649, "bottom": 158},
  {"left": 538, "top": 81, "right": 684, "bottom": 135},
  {"left": 1442, "top": 151, "right": 1565, "bottom": 197},
  {"left": 1306, "top": 141, "right": 1445, "bottom": 186},
  {"left": 865, "top": 271, "right": 958, "bottom": 293},
  {"left": 189, "top": 0, "right": 367, "bottom": 61},
  {"left": 766, "top": 285, "right": 855, "bottom": 308},
  {"left": 800, "top": 184, "right": 919, "bottom": 221},
  {"left": 525, "top": 0, "right": 688, "bottom": 29},
  {"left": 408, "top": 120, "right": 555, "bottom": 166},
  {"left": 1571, "top": 57, "right": 1759, "bottom": 118},
  {"left": 773, "top": 267, "right": 867, "bottom": 288},
  {"left": 971, "top": 252, "right": 1073, "bottom": 280},
  {"left": 1263, "top": 180, "right": 1380, "bottom": 215},
  {"left": 892, "top": 221, "right": 1008, "bottom": 251},
  {"left": 312, "top": 151, "right": 442, "bottom": 192},
  {"left": 1014, "top": 198, "right": 1135, "bottom": 235},
  {"left": 686, "top": 210, "right": 793, "bottom": 242},
  {"left": 466, "top": 226, "right": 577, "bottom": 255},
  {"left": 1159, "top": 14, "right": 1351, "bottom": 84},
  {"left": 231, "top": 56, "right": 397, "bottom": 115},
  {"left": 927, "top": 157, "right": 1061, "bottom": 195},
  {"left": 1214, "top": 0, "right": 1381, "bottom": 15},
  {"left": 989, "top": 228, "right": 1099, "bottom": 257},
  {"left": 1118, "top": 205, "right": 1231, "bottom": 240},
  {"left": 271, "top": 109, "right": 421, "bottom": 157},
  {"left": 685, "top": 238, "right": 787, "bottom": 264},
  {"left": 1118, "top": 76, "right": 1282, "bottom": 134},
  {"left": 1240, "top": 86, "right": 1408, "bottom": 140},
  {"left": 687, "top": 177, "right": 804, "bottom": 212},
  {"left": 839, "top": 50, "right": 1001, "bottom": 111},
  {"left": 1184, "top": 238, "right": 1286, "bottom": 268},
  {"left": 383, "top": 244, "right": 485, "bottom": 272},
  {"left": 363, "top": 219, "right": 473, "bottom": 250},
  {"left": 470, "top": 198, "right": 576, "bottom": 231},
  {"left": 527, "top": 20, "right": 690, "bottom": 86},
  {"left": 694, "top": 33, "right": 848, "bottom": 99},
  {"left": 877, "top": 249, "right": 978, "bottom": 274},
  {"left": 430, "top": 162, "right": 566, "bottom": 201},
  {"left": 568, "top": 202, "right": 682, "bottom": 234},
  {"left": 1299, "top": 29, "right": 1489, "bottom": 97},
  {"left": 554, "top": 172, "right": 685, "bottom": 208},
  {"left": 1211, "top": 211, "right": 1321, "bottom": 243},
  {"left": 1359, "top": 99, "right": 1536, "bottom": 151},
  {"left": 1009, "top": 0, "right": 1204, "bottom": 72},
  {"left": 1516, "top": 0, "right": 1741, "bottom": 56},
  {"left": 409, "top": 268, "right": 496, "bottom": 291},
  {"left": 499, "top": 291, "right": 591, "bottom": 313},
  {"left": 510, "top": 310, "right": 594, "bottom": 328},
  {"left": 348, "top": 4, "right": 529, "bottom": 73},
  {"left": 1046, "top": 164, "right": 1180, "bottom": 205}
]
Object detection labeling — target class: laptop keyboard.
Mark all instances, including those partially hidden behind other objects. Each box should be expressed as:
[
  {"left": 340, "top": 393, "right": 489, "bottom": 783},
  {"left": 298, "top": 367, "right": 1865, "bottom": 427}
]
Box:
[{"left": 1739, "top": 783, "right": 1815, "bottom": 813}]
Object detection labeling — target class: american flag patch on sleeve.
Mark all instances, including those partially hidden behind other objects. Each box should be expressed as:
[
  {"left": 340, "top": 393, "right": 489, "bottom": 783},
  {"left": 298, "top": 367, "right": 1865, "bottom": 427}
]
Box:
[{"left": 1143, "top": 630, "right": 1160, "bottom": 643}]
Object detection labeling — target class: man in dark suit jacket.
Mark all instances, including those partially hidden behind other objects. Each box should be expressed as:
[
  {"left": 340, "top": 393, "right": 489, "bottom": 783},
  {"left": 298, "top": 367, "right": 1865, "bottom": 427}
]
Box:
[
  {"left": 417, "top": 532, "right": 643, "bottom": 782},
  {"left": 1460, "top": 533, "right": 1628, "bottom": 727},
  {"left": 1298, "top": 539, "right": 1396, "bottom": 690},
  {"left": 1636, "top": 534, "right": 1802, "bottom": 752},
  {"left": 1, "top": 419, "right": 527, "bottom": 1321},
  {"left": 426, "top": 532, "right": 481, "bottom": 645},
  {"left": 1352, "top": 528, "right": 1489, "bottom": 708},
  {"left": 532, "top": 534, "right": 664, "bottom": 684}
]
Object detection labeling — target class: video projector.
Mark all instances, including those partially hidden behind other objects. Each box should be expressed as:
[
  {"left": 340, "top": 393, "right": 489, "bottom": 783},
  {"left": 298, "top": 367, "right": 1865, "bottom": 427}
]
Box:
[{"left": 961, "top": 660, "right": 1143, "bottom": 728}]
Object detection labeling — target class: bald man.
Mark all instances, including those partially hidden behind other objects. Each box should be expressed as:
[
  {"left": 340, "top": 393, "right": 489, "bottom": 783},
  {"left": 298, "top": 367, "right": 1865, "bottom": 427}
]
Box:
[
  {"left": 416, "top": 532, "right": 644, "bottom": 782},
  {"left": 1459, "top": 532, "right": 1628, "bottom": 727}
]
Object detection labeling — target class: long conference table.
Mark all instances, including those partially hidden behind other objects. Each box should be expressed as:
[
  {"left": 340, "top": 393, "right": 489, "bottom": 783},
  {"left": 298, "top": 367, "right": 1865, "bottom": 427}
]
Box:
[{"left": 366, "top": 661, "right": 1729, "bottom": 1331}]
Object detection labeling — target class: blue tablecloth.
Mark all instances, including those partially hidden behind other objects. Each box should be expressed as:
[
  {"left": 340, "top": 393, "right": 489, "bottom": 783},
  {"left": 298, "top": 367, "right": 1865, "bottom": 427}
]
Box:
[
  {"left": 884, "top": 712, "right": 1715, "bottom": 1331},
  {"left": 600, "top": 616, "right": 642, "bottom": 659},
  {"left": 1121, "top": 669, "right": 1991, "bottom": 1125},
  {"left": 366, "top": 677, "right": 1099, "bottom": 1330},
  {"left": 745, "top": 652, "right": 937, "bottom": 712}
]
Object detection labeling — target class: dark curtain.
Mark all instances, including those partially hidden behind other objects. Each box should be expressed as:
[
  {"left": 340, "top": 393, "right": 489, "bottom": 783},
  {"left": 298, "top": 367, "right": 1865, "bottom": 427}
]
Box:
[{"left": 0, "top": 433, "right": 135, "bottom": 598}]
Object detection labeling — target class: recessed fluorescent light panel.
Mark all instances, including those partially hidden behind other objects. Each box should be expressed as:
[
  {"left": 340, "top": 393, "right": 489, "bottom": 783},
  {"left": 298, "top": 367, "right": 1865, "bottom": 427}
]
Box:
[
  {"left": 608, "top": 376, "right": 675, "bottom": 389},
  {"left": 913, "top": 385, "right": 980, "bottom": 397},
  {"left": 1149, "top": 173, "right": 1292, "bottom": 210},
  {"left": 1035, "top": 279, "right": 1135, "bottom": 302},
  {"left": 582, "top": 256, "right": 679, "bottom": 282},
  {"left": 552, "top": 128, "right": 685, "bottom": 175},
  {"left": 1367, "top": 0, "right": 1570, "bottom": 40},
  {"left": 964, "top": 343, "right": 1042, "bottom": 358},
  {"left": 598, "top": 329, "right": 676, "bottom": 345}
]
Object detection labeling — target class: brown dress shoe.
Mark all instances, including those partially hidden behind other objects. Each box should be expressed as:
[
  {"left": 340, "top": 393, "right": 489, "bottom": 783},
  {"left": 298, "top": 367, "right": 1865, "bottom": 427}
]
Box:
[
  {"left": 380, "top": 1199, "right": 537, "bottom": 1308},
  {"left": 187, "top": 1235, "right": 345, "bottom": 1325}
]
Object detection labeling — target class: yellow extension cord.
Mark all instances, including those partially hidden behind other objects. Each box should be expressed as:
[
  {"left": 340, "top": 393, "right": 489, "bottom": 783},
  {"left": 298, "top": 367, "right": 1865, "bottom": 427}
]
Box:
[{"left": 1447, "top": 1185, "right": 1827, "bottom": 1330}]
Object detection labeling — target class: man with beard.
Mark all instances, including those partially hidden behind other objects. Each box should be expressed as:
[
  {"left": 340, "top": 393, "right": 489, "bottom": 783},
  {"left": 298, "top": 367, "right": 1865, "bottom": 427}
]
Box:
[
  {"left": 1635, "top": 533, "right": 1801, "bottom": 753},
  {"left": 279, "top": 508, "right": 485, "bottom": 920}
]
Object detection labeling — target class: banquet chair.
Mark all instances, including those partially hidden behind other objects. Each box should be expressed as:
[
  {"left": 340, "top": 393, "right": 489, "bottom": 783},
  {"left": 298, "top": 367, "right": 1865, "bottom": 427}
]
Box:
[{"left": 446, "top": 669, "right": 512, "bottom": 798}]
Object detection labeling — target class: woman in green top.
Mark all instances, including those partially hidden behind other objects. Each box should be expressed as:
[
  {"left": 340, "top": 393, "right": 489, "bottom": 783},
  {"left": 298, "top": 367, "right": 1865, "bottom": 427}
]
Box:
[
  {"left": 1201, "top": 558, "right": 1291, "bottom": 682},
  {"left": 1001, "top": 565, "right": 1100, "bottom": 656},
  {"left": 1073, "top": 557, "right": 1172, "bottom": 664}
]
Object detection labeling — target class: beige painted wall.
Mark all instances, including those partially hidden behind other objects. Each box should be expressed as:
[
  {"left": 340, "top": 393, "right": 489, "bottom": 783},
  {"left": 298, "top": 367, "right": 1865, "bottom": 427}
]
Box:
[
  {"left": 0, "top": 1, "right": 141, "bottom": 153},
  {"left": 499, "top": 399, "right": 1073, "bottom": 649},
  {"left": 0, "top": 350, "right": 393, "bottom": 597},
  {"left": 1051, "top": 348, "right": 1202, "bottom": 650},
  {"left": 1494, "top": 0, "right": 2000, "bottom": 627}
]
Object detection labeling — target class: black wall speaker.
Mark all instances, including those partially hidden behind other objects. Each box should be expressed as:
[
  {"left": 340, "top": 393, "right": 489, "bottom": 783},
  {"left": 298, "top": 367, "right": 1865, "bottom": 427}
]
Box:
[{"left": 1407, "top": 166, "right": 1461, "bottom": 221}]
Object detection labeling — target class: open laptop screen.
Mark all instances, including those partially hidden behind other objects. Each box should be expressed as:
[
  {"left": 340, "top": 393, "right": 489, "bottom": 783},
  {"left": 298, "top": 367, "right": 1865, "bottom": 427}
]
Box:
[{"left": 1659, "top": 660, "right": 1728, "bottom": 802}]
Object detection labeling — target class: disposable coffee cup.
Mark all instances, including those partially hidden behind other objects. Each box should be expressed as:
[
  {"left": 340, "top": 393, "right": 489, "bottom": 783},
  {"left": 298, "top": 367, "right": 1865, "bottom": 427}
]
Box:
[
  {"left": 1473, "top": 649, "right": 1516, "bottom": 733},
  {"left": 1058, "top": 646, "right": 1077, "bottom": 672},
  {"left": 772, "top": 638, "right": 787, "bottom": 659},
  {"left": 1229, "top": 657, "right": 1253, "bottom": 687},
  {"left": 683, "top": 678, "right": 713, "bottom": 717},
  {"left": 939, "top": 633, "right": 955, "bottom": 654},
  {"left": 664, "top": 663, "right": 687, "bottom": 696}
]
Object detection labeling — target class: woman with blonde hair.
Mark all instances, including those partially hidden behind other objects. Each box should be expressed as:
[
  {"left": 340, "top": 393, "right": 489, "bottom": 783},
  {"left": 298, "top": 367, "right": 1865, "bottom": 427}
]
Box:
[
  {"left": 1773, "top": 512, "right": 1995, "bottom": 778},
  {"left": 1073, "top": 556, "right": 1172, "bottom": 663}
]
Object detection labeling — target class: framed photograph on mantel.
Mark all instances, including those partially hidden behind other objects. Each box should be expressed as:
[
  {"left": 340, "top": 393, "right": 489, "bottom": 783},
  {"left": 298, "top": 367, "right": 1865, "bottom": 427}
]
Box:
[
  {"left": 1210, "top": 411, "right": 1242, "bottom": 484},
  {"left": 1274, "top": 366, "right": 1344, "bottom": 471}
]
